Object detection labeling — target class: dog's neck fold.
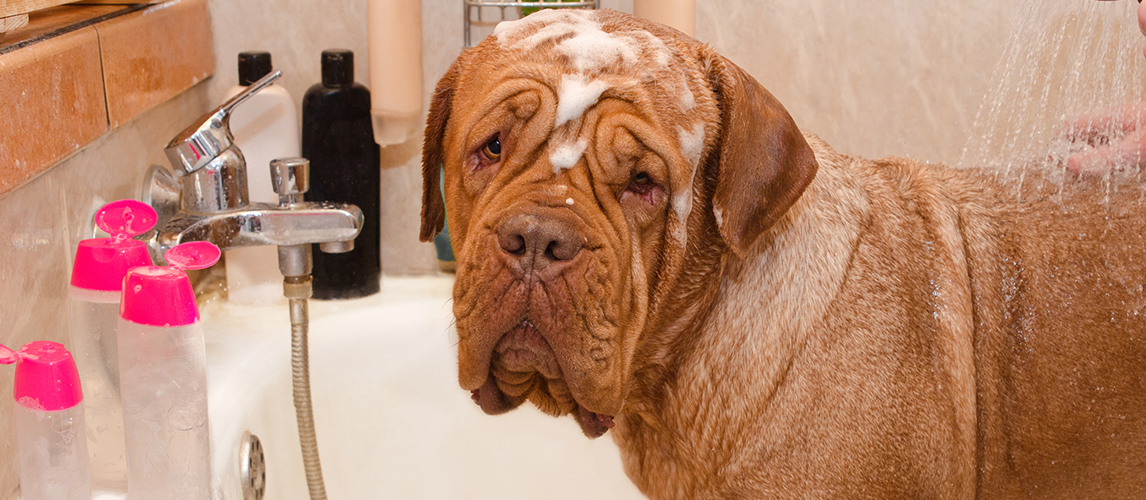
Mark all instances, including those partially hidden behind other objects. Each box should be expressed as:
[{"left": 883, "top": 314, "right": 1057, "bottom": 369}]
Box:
[{"left": 622, "top": 135, "right": 864, "bottom": 420}]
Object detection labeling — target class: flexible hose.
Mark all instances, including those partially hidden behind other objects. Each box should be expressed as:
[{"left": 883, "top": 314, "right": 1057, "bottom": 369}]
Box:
[{"left": 287, "top": 279, "right": 329, "bottom": 500}]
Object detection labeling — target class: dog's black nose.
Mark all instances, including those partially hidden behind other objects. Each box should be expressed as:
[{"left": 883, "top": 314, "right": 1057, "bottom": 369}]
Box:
[{"left": 497, "top": 213, "right": 583, "bottom": 271}]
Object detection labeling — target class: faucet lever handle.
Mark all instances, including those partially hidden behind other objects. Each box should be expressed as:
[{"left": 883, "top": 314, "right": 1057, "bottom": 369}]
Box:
[
  {"left": 219, "top": 70, "right": 282, "bottom": 117},
  {"left": 163, "top": 70, "right": 283, "bottom": 174}
]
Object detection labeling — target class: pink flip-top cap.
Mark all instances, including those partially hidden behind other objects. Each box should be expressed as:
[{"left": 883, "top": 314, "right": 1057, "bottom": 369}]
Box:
[
  {"left": 120, "top": 241, "right": 221, "bottom": 327},
  {"left": 0, "top": 341, "right": 84, "bottom": 411},
  {"left": 72, "top": 239, "right": 152, "bottom": 292},
  {"left": 71, "top": 200, "right": 157, "bottom": 292}
]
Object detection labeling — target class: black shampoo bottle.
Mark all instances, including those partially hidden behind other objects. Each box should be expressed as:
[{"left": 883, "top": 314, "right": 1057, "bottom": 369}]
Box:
[{"left": 303, "top": 49, "right": 381, "bottom": 299}]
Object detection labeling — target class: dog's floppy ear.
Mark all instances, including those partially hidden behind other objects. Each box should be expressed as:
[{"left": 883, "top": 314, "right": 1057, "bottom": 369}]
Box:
[
  {"left": 420, "top": 61, "right": 461, "bottom": 242},
  {"left": 703, "top": 51, "right": 818, "bottom": 257}
]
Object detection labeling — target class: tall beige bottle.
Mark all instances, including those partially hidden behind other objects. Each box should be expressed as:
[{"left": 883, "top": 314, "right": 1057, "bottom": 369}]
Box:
[
  {"left": 634, "top": 0, "right": 696, "bottom": 36},
  {"left": 368, "top": 0, "right": 424, "bottom": 146}
]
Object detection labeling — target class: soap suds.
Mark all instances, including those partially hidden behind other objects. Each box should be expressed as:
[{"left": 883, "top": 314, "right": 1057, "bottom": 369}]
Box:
[
  {"left": 555, "top": 74, "right": 611, "bottom": 128},
  {"left": 496, "top": 10, "right": 673, "bottom": 77},
  {"left": 495, "top": 9, "right": 597, "bottom": 47},
  {"left": 566, "top": 198, "right": 575, "bottom": 206},
  {"left": 678, "top": 122, "right": 706, "bottom": 169},
  {"left": 555, "top": 28, "right": 640, "bottom": 74},
  {"left": 550, "top": 140, "right": 587, "bottom": 174},
  {"left": 670, "top": 123, "right": 707, "bottom": 246},
  {"left": 516, "top": 18, "right": 594, "bottom": 52},
  {"left": 16, "top": 396, "right": 44, "bottom": 411}
]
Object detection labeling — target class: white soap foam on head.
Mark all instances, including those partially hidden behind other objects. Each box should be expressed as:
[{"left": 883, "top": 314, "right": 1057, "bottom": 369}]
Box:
[
  {"left": 555, "top": 74, "right": 611, "bottom": 128},
  {"left": 514, "top": 17, "right": 596, "bottom": 52},
  {"left": 670, "top": 122, "right": 707, "bottom": 246},
  {"left": 496, "top": 10, "right": 667, "bottom": 77},
  {"left": 555, "top": 27, "right": 641, "bottom": 74},
  {"left": 494, "top": 9, "right": 597, "bottom": 46},
  {"left": 678, "top": 122, "right": 706, "bottom": 169},
  {"left": 550, "top": 140, "right": 588, "bottom": 174}
]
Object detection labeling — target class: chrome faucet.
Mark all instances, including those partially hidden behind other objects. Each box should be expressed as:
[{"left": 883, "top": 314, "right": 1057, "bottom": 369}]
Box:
[
  {"left": 143, "top": 72, "right": 345, "bottom": 498},
  {"left": 143, "top": 70, "right": 363, "bottom": 264}
]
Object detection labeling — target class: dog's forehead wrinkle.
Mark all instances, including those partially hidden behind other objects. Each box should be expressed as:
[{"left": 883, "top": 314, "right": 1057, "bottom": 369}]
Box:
[
  {"left": 516, "top": 21, "right": 587, "bottom": 53},
  {"left": 521, "top": 182, "right": 590, "bottom": 209}
]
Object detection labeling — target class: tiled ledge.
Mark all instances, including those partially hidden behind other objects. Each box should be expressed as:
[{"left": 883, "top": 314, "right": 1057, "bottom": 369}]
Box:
[{"left": 0, "top": 0, "right": 214, "bottom": 197}]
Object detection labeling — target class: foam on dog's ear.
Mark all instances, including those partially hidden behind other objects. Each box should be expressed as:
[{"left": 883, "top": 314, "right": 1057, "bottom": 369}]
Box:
[
  {"left": 420, "top": 62, "right": 460, "bottom": 242},
  {"left": 703, "top": 51, "right": 818, "bottom": 257}
]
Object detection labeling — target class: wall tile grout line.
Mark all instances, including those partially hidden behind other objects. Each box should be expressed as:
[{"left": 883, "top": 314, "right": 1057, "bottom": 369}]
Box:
[
  {"left": 93, "top": 22, "right": 110, "bottom": 132},
  {"left": 0, "top": 3, "right": 147, "bottom": 56}
]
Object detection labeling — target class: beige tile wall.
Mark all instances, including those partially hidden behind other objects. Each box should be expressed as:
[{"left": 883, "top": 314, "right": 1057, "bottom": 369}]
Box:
[
  {"left": 0, "top": 0, "right": 1089, "bottom": 497},
  {"left": 695, "top": 1, "right": 1026, "bottom": 165}
]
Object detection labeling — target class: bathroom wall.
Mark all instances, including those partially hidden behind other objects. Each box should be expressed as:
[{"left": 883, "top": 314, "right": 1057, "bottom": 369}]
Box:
[
  {"left": 696, "top": 1, "right": 1027, "bottom": 165},
  {"left": 0, "top": 0, "right": 1059, "bottom": 497}
]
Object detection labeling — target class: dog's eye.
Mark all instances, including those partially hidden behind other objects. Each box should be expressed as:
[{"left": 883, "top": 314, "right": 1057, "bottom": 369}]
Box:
[
  {"left": 482, "top": 137, "right": 502, "bottom": 162},
  {"left": 632, "top": 172, "right": 651, "bottom": 185}
]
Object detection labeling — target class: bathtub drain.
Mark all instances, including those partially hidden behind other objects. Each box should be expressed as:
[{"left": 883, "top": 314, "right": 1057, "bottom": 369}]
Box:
[{"left": 241, "top": 431, "right": 267, "bottom": 500}]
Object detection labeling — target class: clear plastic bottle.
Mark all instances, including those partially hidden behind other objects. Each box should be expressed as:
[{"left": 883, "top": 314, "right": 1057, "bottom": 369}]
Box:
[
  {"left": 68, "top": 199, "right": 156, "bottom": 496},
  {"left": 1, "top": 341, "right": 92, "bottom": 500},
  {"left": 117, "top": 241, "right": 220, "bottom": 500},
  {"left": 223, "top": 51, "right": 300, "bottom": 305}
]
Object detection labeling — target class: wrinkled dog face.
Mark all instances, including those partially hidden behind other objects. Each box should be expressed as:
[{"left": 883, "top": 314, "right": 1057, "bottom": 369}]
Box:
[{"left": 421, "top": 9, "right": 816, "bottom": 437}]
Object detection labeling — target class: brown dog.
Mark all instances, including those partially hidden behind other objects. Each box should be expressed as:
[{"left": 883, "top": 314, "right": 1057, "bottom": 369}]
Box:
[{"left": 420, "top": 9, "right": 1146, "bottom": 499}]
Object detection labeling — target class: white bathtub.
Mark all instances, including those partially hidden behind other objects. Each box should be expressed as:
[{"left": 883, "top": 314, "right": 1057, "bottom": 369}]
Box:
[{"left": 203, "top": 275, "right": 645, "bottom": 500}]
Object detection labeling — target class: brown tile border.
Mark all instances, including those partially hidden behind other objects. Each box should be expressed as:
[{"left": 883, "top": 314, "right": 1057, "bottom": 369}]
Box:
[
  {"left": 0, "top": 5, "right": 129, "bottom": 54},
  {"left": 0, "top": 26, "right": 106, "bottom": 196},
  {"left": 97, "top": 0, "right": 215, "bottom": 129},
  {"left": 0, "top": 0, "right": 214, "bottom": 198}
]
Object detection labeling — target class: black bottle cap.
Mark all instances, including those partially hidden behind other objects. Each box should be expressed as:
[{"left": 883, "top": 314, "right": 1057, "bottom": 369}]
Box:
[
  {"left": 321, "top": 49, "right": 355, "bottom": 87},
  {"left": 238, "top": 51, "right": 273, "bottom": 86}
]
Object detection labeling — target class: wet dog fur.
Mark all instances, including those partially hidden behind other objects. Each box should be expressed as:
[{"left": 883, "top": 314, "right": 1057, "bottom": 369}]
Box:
[{"left": 420, "top": 9, "right": 1146, "bottom": 499}]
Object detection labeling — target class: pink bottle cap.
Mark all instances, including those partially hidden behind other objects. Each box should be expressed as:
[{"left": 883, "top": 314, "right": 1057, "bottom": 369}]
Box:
[
  {"left": 120, "top": 241, "right": 221, "bottom": 327},
  {"left": 71, "top": 200, "right": 158, "bottom": 292},
  {"left": 1, "top": 341, "right": 83, "bottom": 411}
]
